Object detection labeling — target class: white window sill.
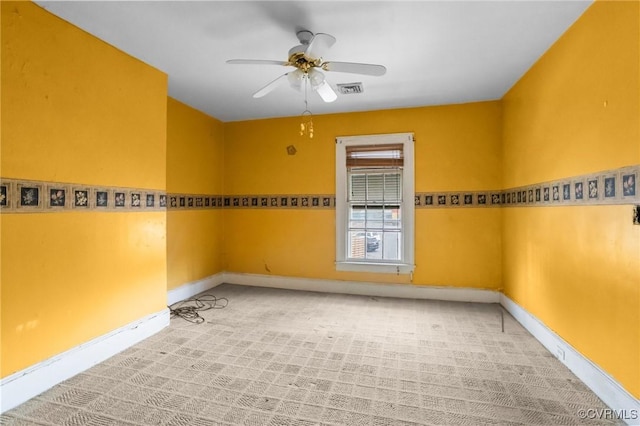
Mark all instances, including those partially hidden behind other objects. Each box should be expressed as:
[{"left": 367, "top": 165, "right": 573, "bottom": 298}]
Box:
[{"left": 336, "top": 261, "right": 414, "bottom": 274}]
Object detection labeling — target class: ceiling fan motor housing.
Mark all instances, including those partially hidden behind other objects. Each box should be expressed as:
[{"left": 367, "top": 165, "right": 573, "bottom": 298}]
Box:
[
  {"left": 288, "top": 45, "right": 307, "bottom": 59},
  {"left": 288, "top": 49, "right": 319, "bottom": 72},
  {"left": 288, "top": 30, "right": 323, "bottom": 72}
]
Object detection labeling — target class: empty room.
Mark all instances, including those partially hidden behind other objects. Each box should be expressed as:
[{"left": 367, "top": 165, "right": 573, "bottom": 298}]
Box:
[{"left": 1, "top": 1, "right": 638, "bottom": 425}]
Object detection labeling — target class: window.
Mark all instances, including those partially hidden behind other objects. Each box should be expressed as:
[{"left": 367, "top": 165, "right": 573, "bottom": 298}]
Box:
[{"left": 335, "top": 133, "right": 414, "bottom": 273}]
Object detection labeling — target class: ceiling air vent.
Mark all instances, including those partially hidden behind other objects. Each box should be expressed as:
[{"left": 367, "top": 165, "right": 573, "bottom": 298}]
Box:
[{"left": 337, "top": 82, "right": 364, "bottom": 94}]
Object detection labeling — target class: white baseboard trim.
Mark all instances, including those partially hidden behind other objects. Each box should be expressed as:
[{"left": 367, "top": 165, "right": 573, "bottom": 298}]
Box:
[
  {"left": 0, "top": 308, "right": 170, "bottom": 414},
  {"left": 167, "top": 272, "right": 225, "bottom": 305},
  {"left": 222, "top": 272, "right": 500, "bottom": 303},
  {"left": 500, "top": 295, "right": 640, "bottom": 425}
]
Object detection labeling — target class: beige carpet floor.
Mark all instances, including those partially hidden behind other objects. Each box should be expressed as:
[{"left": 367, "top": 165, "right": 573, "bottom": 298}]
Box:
[{"left": 1, "top": 284, "right": 621, "bottom": 425}]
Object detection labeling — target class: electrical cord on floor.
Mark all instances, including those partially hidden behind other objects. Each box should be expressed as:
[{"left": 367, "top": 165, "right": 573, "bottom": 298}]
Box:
[{"left": 168, "top": 294, "right": 228, "bottom": 324}]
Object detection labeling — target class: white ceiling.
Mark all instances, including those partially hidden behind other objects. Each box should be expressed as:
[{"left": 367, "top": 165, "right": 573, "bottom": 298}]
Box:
[{"left": 35, "top": 1, "right": 592, "bottom": 122}]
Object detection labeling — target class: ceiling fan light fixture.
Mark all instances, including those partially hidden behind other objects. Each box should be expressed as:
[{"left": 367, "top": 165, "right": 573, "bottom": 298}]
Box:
[
  {"left": 308, "top": 68, "right": 325, "bottom": 90},
  {"left": 287, "top": 69, "right": 304, "bottom": 91}
]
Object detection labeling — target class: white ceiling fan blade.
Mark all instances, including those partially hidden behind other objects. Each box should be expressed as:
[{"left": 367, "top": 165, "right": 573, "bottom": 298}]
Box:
[
  {"left": 315, "top": 80, "right": 337, "bottom": 103},
  {"left": 227, "top": 59, "right": 288, "bottom": 66},
  {"left": 323, "top": 61, "right": 387, "bottom": 76},
  {"left": 253, "top": 73, "right": 288, "bottom": 98},
  {"left": 305, "top": 33, "right": 336, "bottom": 59}
]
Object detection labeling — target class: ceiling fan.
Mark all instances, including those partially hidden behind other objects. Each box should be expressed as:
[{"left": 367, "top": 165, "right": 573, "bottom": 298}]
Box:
[{"left": 227, "top": 30, "right": 387, "bottom": 103}]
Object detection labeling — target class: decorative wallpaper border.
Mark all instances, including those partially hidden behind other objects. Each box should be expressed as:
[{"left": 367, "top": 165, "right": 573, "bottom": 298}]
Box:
[
  {"left": 1, "top": 165, "right": 637, "bottom": 213},
  {"left": 415, "top": 165, "right": 638, "bottom": 208},
  {"left": 414, "top": 191, "right": 502, "bottom": 208},
  {"left": 499, "top": 164, "right": 638, "bottom": 208},
  {"left": 167, "top": 194, "right": 335, "bottom": 210},
  {"left": 166, "top": 193, "right": 222, "bottom": 210},
  {"left": 0, "top": 178, "right": 166, "bottom": 213}
]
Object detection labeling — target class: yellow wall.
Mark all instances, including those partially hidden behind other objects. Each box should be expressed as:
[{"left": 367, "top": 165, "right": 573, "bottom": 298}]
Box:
[
  {"left": 166, "top": 98, "right": 225, "bottom": 289},
  {"left": 502, "top": 0, "right": 639, "bottom": 398},
  {"left": 223, "top": 102, "right": 503, "bottom": 288},
  {"left": 1, "top": 2, "right": 168, "bottom": 377}
]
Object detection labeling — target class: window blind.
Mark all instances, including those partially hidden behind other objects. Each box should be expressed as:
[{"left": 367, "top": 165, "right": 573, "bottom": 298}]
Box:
[
  {"left": 346, "top": 143, "right": 404, "bottom": 168},
  {"left": 349, "top": 172, "right": 402, "bottom": 202}
]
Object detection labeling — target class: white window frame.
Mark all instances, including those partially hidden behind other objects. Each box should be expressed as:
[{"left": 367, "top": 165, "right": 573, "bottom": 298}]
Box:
[{"left": 335, "top": 132, "right": 415, "bottom": 274}]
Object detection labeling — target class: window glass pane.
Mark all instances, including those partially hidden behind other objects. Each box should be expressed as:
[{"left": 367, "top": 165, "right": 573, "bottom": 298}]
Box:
[
  {"left": 381, "top": 231, "right": 402, "bottom": 261},
  {"left": 349, "top": 206, "right": 366, "bottom": 229},
  {"left": 348, "top": 231, "right": 367, "bottom": 259},
  {"left": 365, "top": 231, "right": 382, "bottom": 259},
  {"left": 383, "top": 207, "right": 401, "bottom": 228},
  {"left": 366, "top": 206, "right": 383, "bottom": 229}
]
